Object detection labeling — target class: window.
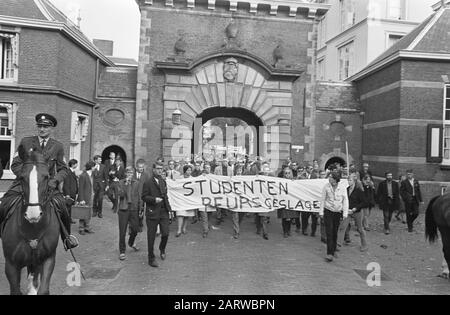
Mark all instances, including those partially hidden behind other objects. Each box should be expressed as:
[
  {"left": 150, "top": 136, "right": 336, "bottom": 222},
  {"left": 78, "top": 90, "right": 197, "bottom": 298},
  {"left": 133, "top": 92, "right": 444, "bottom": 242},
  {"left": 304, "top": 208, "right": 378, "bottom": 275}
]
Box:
[
  {"left": 444, "top": 86, "right": 450, "bottom": 164},
  {"left": 340, "top": 0, "right": 356, "bottom": 32},
  {"left": 387, "top": 0, "right": 406, "bottom": 20},
  {"left": 317, "top": 58, "right": 325, "bottom": 80},
  {"left": 0, "top": 103, "right": 15, "bottom": 171},
  {"left": 0, "top": 32, "right": 17, "bottom": 81},
  {"left": 338, "top": 41, "right": 354, "bottom": 80},
  {"left": 387, "top": 34, "right": 404, "bottom": 48}
]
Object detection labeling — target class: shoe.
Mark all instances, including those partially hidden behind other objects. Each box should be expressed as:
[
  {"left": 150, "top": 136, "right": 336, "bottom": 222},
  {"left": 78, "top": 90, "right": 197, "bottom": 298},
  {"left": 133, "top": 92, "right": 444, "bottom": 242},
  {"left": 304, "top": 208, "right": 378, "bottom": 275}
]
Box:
[
  {"left": 325, "top": 255, "right": 334, "bottom": 262},
  {"left": 130, "top": 244, "right": 140, "bottom": 252},
  {"left": 176, "top": 232, "right": 181, "bottom": 238},
  {"left": 148, "top": 260, "right": 159, "bottom": 268},
  {"left": 191, "top": 218, "right": 198, "bottom": 224},
  {"left": 233, "top": 233, "right": 239, "bottom": 239},
  {"left": 256, "top": 229, "right": 261, "bottom": 235},
  {"left": 364, "top": 227, "right": 371, "bottom": 232},
  {"left": 182, "top": 230, "right": 187, "bottom": 235},
  {"left": 287, "top": 231, "right": 291, "bottom": 237},
  {"left": 360, "top": 246, "right": 368, "bottom": 252},
  {"left": 79, "top": 230, "right": 86, "bottom": 235},
  {"left": 64, "top": 235, "right": 79, "bottom": 250},
  {"left": 408, "top": 228, "right": 413, "bottom": 233},
  {"left": 384, "top": 229, "right": 390, "bottom": 235},
  {"left": 98, "top": 213, "right": 103, "bottom": 219},
  {"left": 84, "top": 229, "right": 95, "bottom": 234},
  {"left": 321, "top": 238, "right": 327, "bottom": 244},
  {"left": 263, "top": 233, "right": 269, "bottom": 240},
  {"left": 284, "top": 233, "right": 289, "bottom": 238},
  {"left": 160, "top": 251, "right": 166, "bottom": 261},
  {"left": 344, "top": 239, "right": 351, "bottom": 245},
  {"left": 92, "top": 213, "right": 98, "bottom": 218},
  {"left": 119, "top": 253, "right": 126, "bottom": 261},
  {"left": 302, "top": 232, "right": 308, "bottom": 236},
  {"left": 211, "top": 225, "right": 220, "bottom": 231},
  {"left": 202, "top": 232, "right": 208, "bottom": 238}
]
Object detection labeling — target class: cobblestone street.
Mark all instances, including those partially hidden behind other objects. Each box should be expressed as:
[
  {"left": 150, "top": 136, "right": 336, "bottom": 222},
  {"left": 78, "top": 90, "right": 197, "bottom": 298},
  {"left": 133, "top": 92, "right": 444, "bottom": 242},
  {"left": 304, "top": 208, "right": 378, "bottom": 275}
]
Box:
[{"left": 1, "top": 200, "right": 449, "bottom": 295}]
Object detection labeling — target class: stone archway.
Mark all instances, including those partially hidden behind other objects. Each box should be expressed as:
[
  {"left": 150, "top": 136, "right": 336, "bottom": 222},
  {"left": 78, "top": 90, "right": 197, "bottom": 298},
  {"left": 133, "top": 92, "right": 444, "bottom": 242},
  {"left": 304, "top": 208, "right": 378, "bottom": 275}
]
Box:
[
  {"left": 158, "top": 54, "right": 298, "bottom": 167},
  {"left": 319, "top": 150, "right": 354, "bottom": 171},
  {"left": 102, "top": 145, "right": 127, "bottom": 167}
]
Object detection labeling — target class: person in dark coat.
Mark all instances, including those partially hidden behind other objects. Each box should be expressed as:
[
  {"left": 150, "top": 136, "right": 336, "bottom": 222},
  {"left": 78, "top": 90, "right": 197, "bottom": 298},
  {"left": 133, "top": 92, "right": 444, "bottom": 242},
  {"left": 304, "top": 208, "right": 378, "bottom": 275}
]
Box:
[
  {"left": 361, "top": 174, "right": 376, "bottom": 231},
  {"left": 0, "top": 113, "right": 77, "bottom": 249},
  {"left": 338, "top": 174, "right": 368, "bottom": 252},
  {"left": 117, "top": 166, "right": 141, "bottom": 261},
  {"left": 400, "top": 169, "right": 423, "bottom": 232},
  {"left": 92, "top": 155, "right": 108, "bottom": 218},
  {"left": 377, "top": 172, "right": 400, "bottom": 234},
  {"left": 108, "top": 157, "right": 126, "bottom": 213},
  {"left": 63, "top": 159, "right": 79, "bottom": 224},
  {"left": 78, "top": 161, "right": 95, "bottom": 235},
  {"left": 142, "top": 161, "right": 173, "bottom": 268},
  {"left": 277, "top": 167, "right": 299, "bottom": 238},
  {"left": 135, "top": 159, "right": 151, "bottom": 232}
]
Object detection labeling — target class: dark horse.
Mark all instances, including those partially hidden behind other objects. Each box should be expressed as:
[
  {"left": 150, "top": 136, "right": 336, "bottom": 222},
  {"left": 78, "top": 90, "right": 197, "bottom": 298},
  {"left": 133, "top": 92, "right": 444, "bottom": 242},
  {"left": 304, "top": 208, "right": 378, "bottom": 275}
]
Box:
[
  {"left": 1, "top": 151, "right": 60, "bottom": 295},
  {"left": 425, "top": 194, "right": 450, "bottom": 280}
]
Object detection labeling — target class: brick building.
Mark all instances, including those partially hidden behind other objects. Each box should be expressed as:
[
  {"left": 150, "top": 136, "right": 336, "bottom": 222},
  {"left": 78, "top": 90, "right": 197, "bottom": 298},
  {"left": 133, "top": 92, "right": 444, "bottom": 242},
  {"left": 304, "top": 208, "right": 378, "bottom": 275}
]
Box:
[
  {"left": 132, "top": 0, "right": 363, "bottom": 171},
  {"left": 350, "top": 4, "right": 450, "bottom": 200},
  {"left": 0, "top": 0, "right": 116, "bottom": 191}
]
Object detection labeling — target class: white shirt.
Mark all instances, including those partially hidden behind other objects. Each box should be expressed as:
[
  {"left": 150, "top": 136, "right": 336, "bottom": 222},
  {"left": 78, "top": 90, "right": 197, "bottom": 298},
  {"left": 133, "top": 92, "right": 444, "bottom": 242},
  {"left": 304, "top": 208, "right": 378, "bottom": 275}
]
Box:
[
  {"left": 38, "top": 136, "right": 48, "bottom": 148},
  {"left": 409, "top": 178, "right": 415, "bottom": 196},
  {"left": 320, "top": 182, "right": 349, "bottom": 217}
]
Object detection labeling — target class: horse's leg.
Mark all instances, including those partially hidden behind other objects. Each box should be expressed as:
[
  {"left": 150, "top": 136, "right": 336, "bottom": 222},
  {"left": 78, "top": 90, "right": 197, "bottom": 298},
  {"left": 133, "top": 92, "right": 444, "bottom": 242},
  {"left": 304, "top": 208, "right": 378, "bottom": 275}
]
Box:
[
  {"left": 5, "top": 260, "right": 22, "bottom": 295},
  {"left": 438, "top": 226, "right": 450, "bottom": 280},
  {"left": 37, "top": 254, "right": 56, "bottom": 295}
]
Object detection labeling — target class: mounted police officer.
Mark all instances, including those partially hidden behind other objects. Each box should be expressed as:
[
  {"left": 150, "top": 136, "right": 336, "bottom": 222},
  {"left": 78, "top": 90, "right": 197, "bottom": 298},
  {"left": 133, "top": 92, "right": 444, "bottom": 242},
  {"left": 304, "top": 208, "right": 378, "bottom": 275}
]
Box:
[{"left": 0, "top": 113, "right": 78, "bottom": 250}]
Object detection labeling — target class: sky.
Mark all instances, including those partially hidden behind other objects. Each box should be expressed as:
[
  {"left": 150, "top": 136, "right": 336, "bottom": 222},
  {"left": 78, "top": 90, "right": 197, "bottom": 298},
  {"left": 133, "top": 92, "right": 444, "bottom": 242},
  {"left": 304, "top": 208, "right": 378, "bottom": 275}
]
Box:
[{"left": 49, "top": 0, "right": 141, "bottom": 60}]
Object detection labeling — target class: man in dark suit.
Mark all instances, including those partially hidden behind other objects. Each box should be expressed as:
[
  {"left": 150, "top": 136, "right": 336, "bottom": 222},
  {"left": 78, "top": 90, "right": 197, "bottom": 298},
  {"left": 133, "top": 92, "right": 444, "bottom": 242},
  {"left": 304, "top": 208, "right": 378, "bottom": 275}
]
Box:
[
  {"left": 63, "top": 159, "right": 79, "bottom": 224},
  {"left": 134, "top": 159, "right": 151, "bottom": 233},
  {"left": 142, "top": 161, "right": 172, "bottom": 268},
  {"left": 92, "top": 155, "right": 108, "bottom": 218},
  {"left": 0, "top": 113, "right": 77, "bottom": 249},
  {"left": 109, "top": 157, "right": 126, "bottom": 213},
  {"left": 400, "top": 169, "right": 423, "bottom": 232},
  {"left": 78, "top": 161, "right": 95, "bottom": 235},
  {"left": 377, "top": 171, "right": 400, "bottom": 235}
]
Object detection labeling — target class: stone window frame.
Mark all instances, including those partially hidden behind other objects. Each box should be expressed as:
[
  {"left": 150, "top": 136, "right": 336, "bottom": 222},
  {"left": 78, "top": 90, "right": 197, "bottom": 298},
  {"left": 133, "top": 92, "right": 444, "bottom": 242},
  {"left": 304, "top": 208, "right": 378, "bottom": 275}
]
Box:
[
  {"left": 337, "top": 39, "right": 355, "bottom": 81},
  {"left": 443, "top": 85, "right": 450, "bottom": 165},
  {"left": 385, "top": 32, "right": 405, "bottom": 49},
  {"left": 339, "top": 0, "right": 356, "bottom": 32},
  {"left": 317, "top": 57, "right": 326, "bottom": 81},
  {"left": 0, "top": 31, "right": 19, "bottom": 82},
  {"left": 0, "top": 102, "right": 16, "bottom": 179}
]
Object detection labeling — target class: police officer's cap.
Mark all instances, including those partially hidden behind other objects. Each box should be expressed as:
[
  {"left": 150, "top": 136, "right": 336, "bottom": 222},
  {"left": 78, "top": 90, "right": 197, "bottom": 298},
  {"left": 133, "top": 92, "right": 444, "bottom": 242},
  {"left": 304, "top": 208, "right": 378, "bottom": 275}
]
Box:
[{"left": 35, "top": 113, "right": 57, "bottom": 127}]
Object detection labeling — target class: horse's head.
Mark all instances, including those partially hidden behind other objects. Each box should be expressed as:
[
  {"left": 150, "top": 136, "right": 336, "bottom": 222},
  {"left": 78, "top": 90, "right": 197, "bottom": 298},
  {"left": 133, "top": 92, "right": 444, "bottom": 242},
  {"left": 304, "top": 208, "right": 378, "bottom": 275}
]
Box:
[{"left": 20, "top": 150, "right": 49, "bottom": 224}]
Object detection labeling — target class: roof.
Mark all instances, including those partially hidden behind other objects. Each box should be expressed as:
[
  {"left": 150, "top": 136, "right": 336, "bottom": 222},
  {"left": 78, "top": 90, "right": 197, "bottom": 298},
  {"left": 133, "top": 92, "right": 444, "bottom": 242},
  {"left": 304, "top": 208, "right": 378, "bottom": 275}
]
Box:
[
  {"left": 0, "top": 0, "right": 114, "bottom": 66},
  {"left": 109, "top": 57, "right": 138, "bottom": 67},
  {"left": 350, "top": 6, "right": 450, "bottom": 81}
]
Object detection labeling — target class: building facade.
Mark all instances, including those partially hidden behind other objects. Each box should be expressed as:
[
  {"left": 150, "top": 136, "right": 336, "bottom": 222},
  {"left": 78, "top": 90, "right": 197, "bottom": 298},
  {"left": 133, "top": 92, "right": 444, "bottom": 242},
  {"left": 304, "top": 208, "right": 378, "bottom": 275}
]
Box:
[
  {"left": 350, "top": 3, "right": 450, "bottom": 200},
  {"left": 317, "top": 0, "right": 436, "bottom": 81},
  {"left": 0, "top": 0, "right": 116, "bottom": 191}
]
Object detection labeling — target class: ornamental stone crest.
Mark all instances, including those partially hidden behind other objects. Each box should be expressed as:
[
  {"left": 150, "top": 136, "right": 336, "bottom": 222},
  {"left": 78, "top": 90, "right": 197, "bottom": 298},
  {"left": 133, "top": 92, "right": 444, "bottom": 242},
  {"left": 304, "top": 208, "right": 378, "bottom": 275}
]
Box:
[{"left": 223, "top": 58, "right": 239, "bottom": 82}]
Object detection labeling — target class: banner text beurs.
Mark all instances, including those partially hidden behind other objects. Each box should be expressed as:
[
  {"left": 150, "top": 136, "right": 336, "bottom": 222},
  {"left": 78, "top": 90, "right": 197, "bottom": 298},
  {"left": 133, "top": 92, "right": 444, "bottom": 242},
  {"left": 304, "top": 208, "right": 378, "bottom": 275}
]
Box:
[{"left": 166, "top": 175, "right": 336, "bottom": 213}]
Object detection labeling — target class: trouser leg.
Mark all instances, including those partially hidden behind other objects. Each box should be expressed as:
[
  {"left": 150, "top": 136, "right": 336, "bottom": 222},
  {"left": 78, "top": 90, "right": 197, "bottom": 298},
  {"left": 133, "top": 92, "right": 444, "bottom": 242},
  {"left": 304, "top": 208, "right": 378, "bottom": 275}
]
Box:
[
  {"left": 159, "top": 218, "right": 170, "bottom": 253},
  {"left": 128, "top": 211, "right": 139, "bottom": 247},
  {"left": 200, "top": 211, "right": 209, "bottom": 233},
  {"left": 354, "top": 211, "right": 367, "bottom": 248},
  {"left": 146, "top": 218, "right": 158, "bottom": 260},
  {"left": 311, "top": 214, "right": 318, "bottom": 236},
  {"left": 301, "top": 212, "right": 309, "bottom": 234},
  {"left": 118, "top": 210, "right": 129, "bottom": 254}
]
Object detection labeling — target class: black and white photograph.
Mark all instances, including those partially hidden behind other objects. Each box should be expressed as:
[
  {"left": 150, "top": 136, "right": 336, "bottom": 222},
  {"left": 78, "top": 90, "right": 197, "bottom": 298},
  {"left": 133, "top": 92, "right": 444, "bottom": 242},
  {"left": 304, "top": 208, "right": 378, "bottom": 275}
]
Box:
[{"left": 0, "top": 0, "right": 450, "bottom": 299}]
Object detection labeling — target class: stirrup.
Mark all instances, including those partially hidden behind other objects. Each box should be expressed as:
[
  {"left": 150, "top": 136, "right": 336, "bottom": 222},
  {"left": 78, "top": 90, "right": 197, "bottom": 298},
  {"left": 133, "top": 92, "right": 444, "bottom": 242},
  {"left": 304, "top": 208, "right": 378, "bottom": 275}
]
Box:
[{"left": 63, "top": 235, "right": 79, "bottom": 251}]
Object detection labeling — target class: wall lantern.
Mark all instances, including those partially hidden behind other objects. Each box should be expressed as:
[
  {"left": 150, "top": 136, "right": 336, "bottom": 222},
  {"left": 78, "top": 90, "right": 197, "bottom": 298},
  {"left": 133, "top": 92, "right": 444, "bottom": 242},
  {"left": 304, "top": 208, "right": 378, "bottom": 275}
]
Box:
[{"left": 172, "top": 108, "right": 182, "bottom": 125}]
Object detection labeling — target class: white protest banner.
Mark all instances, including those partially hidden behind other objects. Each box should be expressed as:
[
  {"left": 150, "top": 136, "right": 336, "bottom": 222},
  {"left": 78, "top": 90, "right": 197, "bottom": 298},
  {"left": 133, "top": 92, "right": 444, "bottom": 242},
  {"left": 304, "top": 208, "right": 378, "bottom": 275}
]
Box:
[{"left": 166, "top": 175, "right": 336, "bottom": 213}]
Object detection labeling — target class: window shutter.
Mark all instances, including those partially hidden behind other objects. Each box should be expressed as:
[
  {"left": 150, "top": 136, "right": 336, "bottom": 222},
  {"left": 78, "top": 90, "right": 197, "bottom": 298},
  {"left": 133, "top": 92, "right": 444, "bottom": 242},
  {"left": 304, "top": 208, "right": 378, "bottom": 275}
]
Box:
[{"left": 427, "top": 124, "right": 443, "bottom": 163}]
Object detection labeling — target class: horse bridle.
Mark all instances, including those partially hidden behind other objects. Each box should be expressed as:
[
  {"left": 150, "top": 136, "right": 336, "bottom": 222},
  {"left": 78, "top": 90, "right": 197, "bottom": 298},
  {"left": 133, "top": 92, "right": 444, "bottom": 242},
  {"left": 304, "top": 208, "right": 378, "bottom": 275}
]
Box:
[{"left": 21, "top": 161, "right": 51, "bottom": 208}]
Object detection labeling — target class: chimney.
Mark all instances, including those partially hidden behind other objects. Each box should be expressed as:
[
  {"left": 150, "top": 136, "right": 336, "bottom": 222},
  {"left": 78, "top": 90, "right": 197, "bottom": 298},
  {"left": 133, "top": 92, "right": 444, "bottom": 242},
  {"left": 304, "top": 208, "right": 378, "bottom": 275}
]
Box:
[{"left": 93, "top": 39, "right": 114, "bottom": 56}]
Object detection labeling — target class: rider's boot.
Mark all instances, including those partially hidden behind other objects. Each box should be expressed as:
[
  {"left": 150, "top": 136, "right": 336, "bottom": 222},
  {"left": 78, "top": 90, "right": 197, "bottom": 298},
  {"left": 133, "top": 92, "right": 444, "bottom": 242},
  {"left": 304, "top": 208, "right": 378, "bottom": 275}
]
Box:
[{"left": 59, "top": 207, "right": 79, "bottom": 250}]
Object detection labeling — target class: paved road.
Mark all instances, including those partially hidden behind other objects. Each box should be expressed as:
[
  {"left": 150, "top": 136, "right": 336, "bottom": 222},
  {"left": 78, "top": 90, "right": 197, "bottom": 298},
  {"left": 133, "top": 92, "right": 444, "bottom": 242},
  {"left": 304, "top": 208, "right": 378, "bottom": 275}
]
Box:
[{"left": 1, "top": 200, "right": 449, "bottom": 295}]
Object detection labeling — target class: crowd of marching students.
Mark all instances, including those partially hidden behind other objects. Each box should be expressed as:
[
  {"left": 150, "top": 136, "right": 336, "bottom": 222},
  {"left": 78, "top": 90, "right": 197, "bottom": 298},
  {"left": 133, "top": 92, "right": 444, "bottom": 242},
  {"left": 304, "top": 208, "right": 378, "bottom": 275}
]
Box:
[{"left": 62, "top": 153, "right": 422, "bottom": 263}]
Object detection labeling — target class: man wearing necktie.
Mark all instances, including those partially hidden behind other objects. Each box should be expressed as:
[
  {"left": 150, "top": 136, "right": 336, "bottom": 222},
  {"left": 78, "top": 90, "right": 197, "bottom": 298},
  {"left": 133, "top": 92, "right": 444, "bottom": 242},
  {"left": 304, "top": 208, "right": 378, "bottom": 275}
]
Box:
[
  {"left": 93, "top": 155, "right": 108, "bottom": 218},
  {"left": 400, "top": 169, "right": 423, "bottom": 233},
  {"left": 0, "top": 113, "right": 77, "bottom": 250}
]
